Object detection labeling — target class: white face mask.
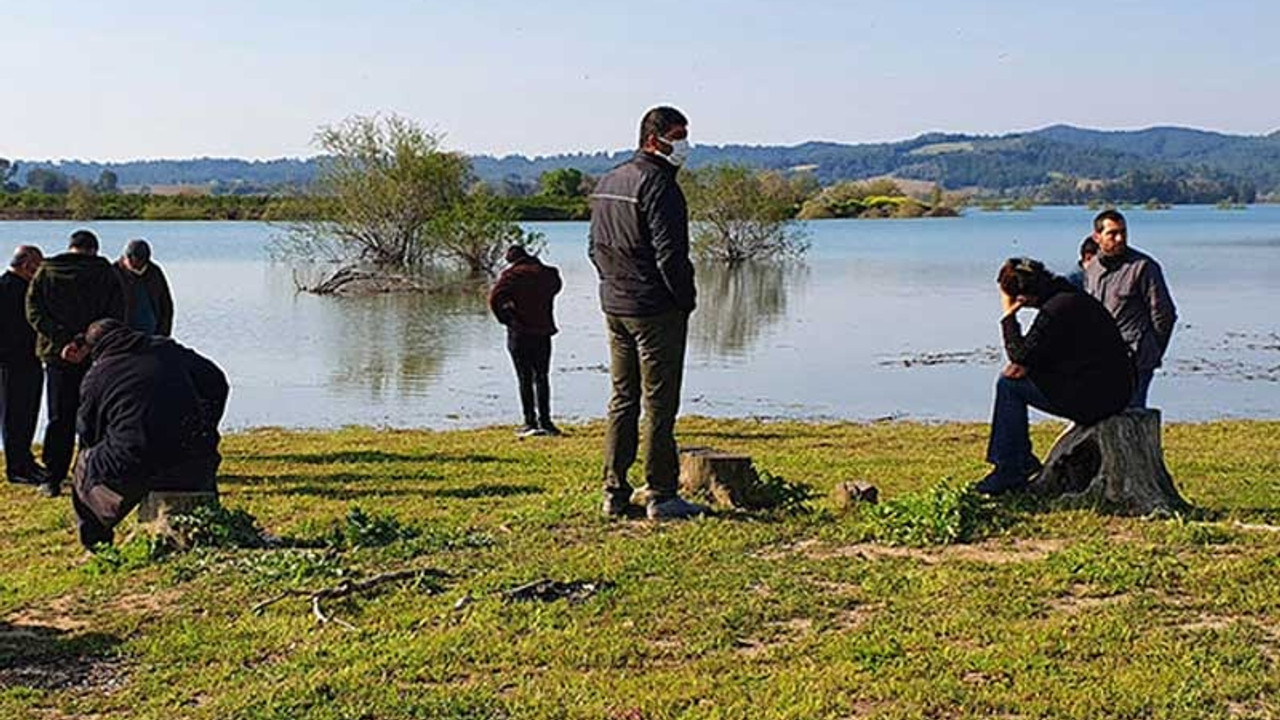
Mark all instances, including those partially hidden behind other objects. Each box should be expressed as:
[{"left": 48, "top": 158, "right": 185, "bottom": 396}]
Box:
[{"left": 657, "top": 136, "right": 691, "bottom": 167}]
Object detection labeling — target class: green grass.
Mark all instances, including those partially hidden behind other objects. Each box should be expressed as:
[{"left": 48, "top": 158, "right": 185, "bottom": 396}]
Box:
[{"left": 1, "top": 418, "right": 1278, "bottom": 719}]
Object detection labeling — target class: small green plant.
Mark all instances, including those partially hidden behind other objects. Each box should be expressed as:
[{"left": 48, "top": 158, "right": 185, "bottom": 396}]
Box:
[
  {"left": 170, "top": 504, "right": 268, "bottom": 549},
  {"left": 83, "top": 535, "right": 169, "bottom": 575},
  {"left": 744, "top": 470, "right": 814, "bottom": 513},
  {"left": 854, "top": 480, "right": 996, "bottom": 546},
  {"left": 320, "top": 507, "right": 421, "bottom": 549}
]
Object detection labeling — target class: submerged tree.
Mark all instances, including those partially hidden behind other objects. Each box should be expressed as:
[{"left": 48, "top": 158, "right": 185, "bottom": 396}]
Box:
[
  {"left": 682, "top": 164, "right": 809, "bottom": 265},
  {"left": 281, "top": 114, "right": 537, "bottom": 293}
]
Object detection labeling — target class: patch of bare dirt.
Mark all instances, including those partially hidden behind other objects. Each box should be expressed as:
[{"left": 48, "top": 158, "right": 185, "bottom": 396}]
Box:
[
  {"left": 771, "top": 537, "right": 1065, "bottom": 566},
  {"left": 1046, "top": 593, "right": 1129, "bottom": 615}
]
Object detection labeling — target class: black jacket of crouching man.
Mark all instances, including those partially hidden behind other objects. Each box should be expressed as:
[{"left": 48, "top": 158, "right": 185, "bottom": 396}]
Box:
[{"left": 73, "top": 321, "right": 229, "bottom": 548}]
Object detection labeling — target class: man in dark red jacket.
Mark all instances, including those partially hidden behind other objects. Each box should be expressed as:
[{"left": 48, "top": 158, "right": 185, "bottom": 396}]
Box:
[{"left": 488, "top": 245, "right": 562, "bottom": 436}]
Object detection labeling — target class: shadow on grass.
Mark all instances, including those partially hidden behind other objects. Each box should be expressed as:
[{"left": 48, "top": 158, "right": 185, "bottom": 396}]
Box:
[
  {"left": 219, "top": 471, "right": 445, "bottom": 487},
  {"left": 260, "top": 482, "right": 542, "bottom": 501},
  {"left": 683, "top": 431, "right": 791, "bottom": 442},
  {"left": 0, "top": 622, "right": 124, "bottom": 691},
  {"left": 235, "top": 450, "right": 516, "bottom": 466}
]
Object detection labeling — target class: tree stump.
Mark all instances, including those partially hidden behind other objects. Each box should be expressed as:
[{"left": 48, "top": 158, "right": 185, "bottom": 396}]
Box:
[
  {"left": 678, "top": 447, "right": 763, "bottom": 509},
  {"left": 1028, "top": 409, "right": 1187, "bottom": 516},
  {"left": 136, "top": 491, "right": 220, "bottom": 548}
]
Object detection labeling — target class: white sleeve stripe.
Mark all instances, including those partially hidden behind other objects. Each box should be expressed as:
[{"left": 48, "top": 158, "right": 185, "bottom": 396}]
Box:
[{"left": 589, "top": 193, "right": 639, "bottom": 204}]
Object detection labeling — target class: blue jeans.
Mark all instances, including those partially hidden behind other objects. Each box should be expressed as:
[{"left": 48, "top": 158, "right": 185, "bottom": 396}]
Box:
[
  {"left": 1129, "top": 368, "right": 1154, "bottom": 409},
  {"left": 985, "top": 375, "right": 1060, "bottom": 478}
]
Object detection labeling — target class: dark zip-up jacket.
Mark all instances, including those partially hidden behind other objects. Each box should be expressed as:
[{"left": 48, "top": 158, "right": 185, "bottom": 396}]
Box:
[
  {"left": 1001, "top": 280, "right": 1134, "bottom": 425},
  {"left": 588, "top": 151, "right": 696, "bottom": 317},
  {"left": 1083, "top": 247, "right": 1177, "bottom": 371},
  {"left": 114, "top": 259, "right": 174, "bottom": 337},
  {"left": 0, "top": 271, "right": 39, "bottom": 367},
  {"left": 488, "top": 256, "right": 562, "bottom": 336},
  {"left": 26, "top": 253, "right": 124, "bottom": 363},
  {"left": 77, "top": 325, "right": 228, "bottom": 488}
]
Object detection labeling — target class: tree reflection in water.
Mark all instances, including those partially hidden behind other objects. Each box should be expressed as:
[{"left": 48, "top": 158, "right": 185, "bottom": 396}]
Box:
[
  {"left": 689, "top": 261, "right": 808, "bottom": 357},
  {"left": 324, "top": 287, "right": 490, "bottom": 400}
]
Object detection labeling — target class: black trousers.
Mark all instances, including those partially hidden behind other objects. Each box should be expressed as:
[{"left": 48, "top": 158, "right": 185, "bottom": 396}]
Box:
[
  {"left": 43, "top": 361, "right": 88, "bottom": 484},
  {"left": 0, "top": 361, "right": 43, "bottom": 478},
  {"left": 507, "top": 332, "right": 552, "bottom": 427}
]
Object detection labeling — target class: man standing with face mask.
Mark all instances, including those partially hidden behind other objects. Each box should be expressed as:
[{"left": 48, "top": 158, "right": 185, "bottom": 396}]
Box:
[
  {"left": 589, "top": 105, "right": 704, "bottom": 520},
  {"left": 114, "top": 239, "right": 174, "bottom": 337}
]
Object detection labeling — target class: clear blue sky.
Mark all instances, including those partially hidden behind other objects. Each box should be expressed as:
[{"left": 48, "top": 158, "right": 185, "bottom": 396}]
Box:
[{"left": 2, "top": 0, "right": 1276, "bottom": 160}]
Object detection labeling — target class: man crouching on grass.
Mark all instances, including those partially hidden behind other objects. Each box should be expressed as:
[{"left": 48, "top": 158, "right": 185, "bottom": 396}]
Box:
[
  {"left": 976, "top": 258, "right": 1134, "bottom": 496},
  {"left": 72, "top": 319, "right": 229, "bottom": 549}
]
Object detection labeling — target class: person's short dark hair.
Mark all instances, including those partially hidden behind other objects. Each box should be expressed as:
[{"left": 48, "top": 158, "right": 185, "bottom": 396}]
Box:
[
  {"left": 505, "top": 245, "right": 530, "bottom": 264},
  {"left": 1092, "top": 209, "right": 1126, "bottom": 233},
  {"left": 638, "top": 106, "right": 688, "bottom": 148},
  {"left": 124, "top": 238, "right": 151, "bottom": 264},
  {"left": 69, "top": 229, "right": 99, "bottom": 252},
  {"left": 997, "top": 257, "right": 1056, "bottom": 300},
  {"left": 1079, "top": 235, "right": 1099, "bottom": 260}
]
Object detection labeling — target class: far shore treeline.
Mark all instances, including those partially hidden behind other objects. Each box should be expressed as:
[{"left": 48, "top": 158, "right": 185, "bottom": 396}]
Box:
[{"left": 2, "top": 123, "right": 1277, "bottom": 222}]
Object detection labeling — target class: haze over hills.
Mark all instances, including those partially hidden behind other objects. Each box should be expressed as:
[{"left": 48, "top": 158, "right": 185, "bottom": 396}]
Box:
[{"left": 8, "top": 125, "right": 1280, "bottom": 198}]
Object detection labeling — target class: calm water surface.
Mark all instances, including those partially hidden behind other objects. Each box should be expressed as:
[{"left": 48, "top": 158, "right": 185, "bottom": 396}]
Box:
[{"left": 3, "top": 205, "right": 1277, "bottom": 429}]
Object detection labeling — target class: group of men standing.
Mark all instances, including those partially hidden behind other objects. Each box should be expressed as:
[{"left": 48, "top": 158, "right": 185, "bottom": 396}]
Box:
[
  {"left": 979, "top": 208, "right": 1178, "bottom": 495},
  {"left": 1, "top": 230, "right": 227, "bottom": 548}
]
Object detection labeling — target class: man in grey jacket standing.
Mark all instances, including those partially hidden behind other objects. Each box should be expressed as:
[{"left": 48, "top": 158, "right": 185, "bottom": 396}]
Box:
[
  {"left": 589, "top": 105, "right": 705, "bottom": 520},
  {"left": 1084, "top": 209, "right": 1178, "bottom": 408}
]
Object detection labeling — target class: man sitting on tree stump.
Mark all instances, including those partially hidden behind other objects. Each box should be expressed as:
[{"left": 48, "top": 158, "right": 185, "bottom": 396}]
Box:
[
  {"left": 72, "top": 319, "right": 229, "bottom": 549},
  {"left": 976, "top": 258, "right": 1134, "bottom": 496}
]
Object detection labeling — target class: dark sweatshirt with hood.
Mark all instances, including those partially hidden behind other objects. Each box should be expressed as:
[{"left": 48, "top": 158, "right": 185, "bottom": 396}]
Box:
[
  {"left": 76, "top": 322, "right": 228, "bottom": 489},
  {"left": 25, "top": 252, "right": 124, "bottom": 363}
]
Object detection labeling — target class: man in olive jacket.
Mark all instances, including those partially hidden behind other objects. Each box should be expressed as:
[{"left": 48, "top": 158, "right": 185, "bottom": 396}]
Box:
[
  {"left": 73, "top": 319, "right": 228, "bottom": 549},
  {"left": 25, "top": 229, "right": 124, "bottom": 496},
  {"left": 588, "top": 105, "right": 704, "bottom": 521},
  {"left": 114, "top": 239, "right": 174, "bottom": 336}
]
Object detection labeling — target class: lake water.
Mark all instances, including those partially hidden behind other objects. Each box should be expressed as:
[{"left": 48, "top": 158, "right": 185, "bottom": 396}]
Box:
[{"left": 2, "top": 205, "right": 1277, "bottom": 429}]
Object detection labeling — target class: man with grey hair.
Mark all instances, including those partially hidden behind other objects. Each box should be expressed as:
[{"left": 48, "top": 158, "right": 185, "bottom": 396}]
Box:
[
  {"left": 0, "top": 245, "right": 47, "bottom": 484},
  {"left": 113, "top": 239, "right": 174, "bottom": 336}
]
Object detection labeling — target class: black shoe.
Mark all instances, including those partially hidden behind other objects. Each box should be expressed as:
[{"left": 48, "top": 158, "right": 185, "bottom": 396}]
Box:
[
  {"left": 36, "top": 480, "right": 62, "bottom": 498},
  {"left": 538, "top": 422, "right": 563, "bottom": 437},
  {"left": 7, "top": 463, "right": 48, "bottom": 485},
  {"left": 974, "top": 471, "right": 1028, "bottom": 497}
]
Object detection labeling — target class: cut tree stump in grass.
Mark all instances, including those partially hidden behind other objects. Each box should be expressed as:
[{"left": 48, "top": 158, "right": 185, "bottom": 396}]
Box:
[
  {"left": 136, "top": 491, "right": 220, "bottom": 548},
  {"left": 678, "top": 447, "right": 762, "bottom": 508},
  {"left": 1029, "top": 408, "right": 1188, "bottom": 516}
]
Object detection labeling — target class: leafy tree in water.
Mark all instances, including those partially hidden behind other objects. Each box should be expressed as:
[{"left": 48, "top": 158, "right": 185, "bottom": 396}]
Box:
[
  {"left": 682, "top": 164, "right": 809, "bottom": 265},
  {"left": 281, "top": 114, "right": 537, "bottom": 291}
]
